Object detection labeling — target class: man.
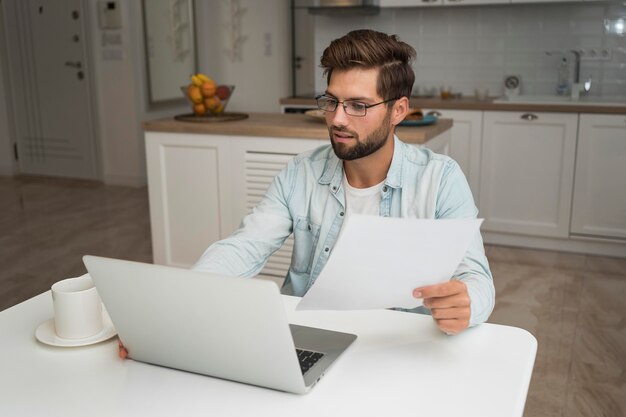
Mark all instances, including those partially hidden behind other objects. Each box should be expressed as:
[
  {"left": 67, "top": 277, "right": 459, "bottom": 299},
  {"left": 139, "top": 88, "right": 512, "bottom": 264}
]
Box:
[
  {"left": 192, "top": 29, "right": 494, "bottom": 336},
  {"left": 119, "top": 30, "right": 493, "bottom": 358}
]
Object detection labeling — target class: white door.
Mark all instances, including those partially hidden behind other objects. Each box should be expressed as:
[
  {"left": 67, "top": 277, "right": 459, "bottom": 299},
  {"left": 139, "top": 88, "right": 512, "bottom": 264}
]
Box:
[{"left": 4, "top": 0, "right": 98, "bottom": 179}]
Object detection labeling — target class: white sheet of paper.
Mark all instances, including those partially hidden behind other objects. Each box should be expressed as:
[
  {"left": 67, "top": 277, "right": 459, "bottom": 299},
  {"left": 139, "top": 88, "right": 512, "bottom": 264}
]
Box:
[{"left": 296, "top": 215, "right": 483, "bottom": 311}]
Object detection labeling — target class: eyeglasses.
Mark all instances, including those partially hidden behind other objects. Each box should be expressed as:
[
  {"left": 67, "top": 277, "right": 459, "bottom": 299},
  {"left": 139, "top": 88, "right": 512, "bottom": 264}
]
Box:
[{"left": 315, "top": 95, "right": 399, "bottom": 117}]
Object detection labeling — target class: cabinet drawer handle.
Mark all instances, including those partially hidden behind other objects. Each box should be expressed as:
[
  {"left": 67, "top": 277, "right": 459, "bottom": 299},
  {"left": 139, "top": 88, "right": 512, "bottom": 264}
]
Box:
[
  {"left": 427, "top": 111, "right": 442, "bottom": 117},
  {"left": 520, "top": 113, "right": 538, "bottom": 121}
]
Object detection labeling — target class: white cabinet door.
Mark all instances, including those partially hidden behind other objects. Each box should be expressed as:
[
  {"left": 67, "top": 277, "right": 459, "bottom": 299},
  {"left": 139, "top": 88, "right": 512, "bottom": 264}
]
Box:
[
  {"left": 571, "top": 114, "right": 626, "bottom": 240},
  {"left": 229, "top": 137, "right": 325, "bottom": 284},
  {"left": 420, "top": 128, "right": 452, "bottom": 156},
  {"left": 424, "top": 109, "right": 482, "bottom": 203},
  {"left": 145, "top": 132, "right": 232, "bottom": 267},
  {"left": 479, "top": 111, "right": 578, "bottom": 237}
]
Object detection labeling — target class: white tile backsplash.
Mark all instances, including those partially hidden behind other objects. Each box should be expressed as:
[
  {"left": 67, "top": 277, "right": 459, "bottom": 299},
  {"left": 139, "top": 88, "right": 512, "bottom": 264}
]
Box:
[{"left": 311, "top": 2, "right": 626, "bottom": 97}]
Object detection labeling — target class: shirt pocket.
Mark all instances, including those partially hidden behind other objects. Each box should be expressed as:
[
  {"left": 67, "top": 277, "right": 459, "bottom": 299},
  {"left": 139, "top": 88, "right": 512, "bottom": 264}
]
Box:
[{"left": 290, "top": 217, "right": 321, "bottom": 274}]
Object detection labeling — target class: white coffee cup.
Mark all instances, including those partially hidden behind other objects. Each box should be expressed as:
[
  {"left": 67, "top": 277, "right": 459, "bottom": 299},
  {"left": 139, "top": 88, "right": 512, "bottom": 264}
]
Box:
[{"left": 51, "top": 274, "right": 103, "bottom": 339}]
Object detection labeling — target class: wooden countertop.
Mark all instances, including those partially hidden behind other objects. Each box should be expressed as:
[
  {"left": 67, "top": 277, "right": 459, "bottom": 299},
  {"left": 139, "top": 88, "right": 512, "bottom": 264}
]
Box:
[
  {"left": 143, "top": 112, "right": 452, "bottom": 145},
  {"left": 280, "top": 96, "right": 626, "bottom": 114}
]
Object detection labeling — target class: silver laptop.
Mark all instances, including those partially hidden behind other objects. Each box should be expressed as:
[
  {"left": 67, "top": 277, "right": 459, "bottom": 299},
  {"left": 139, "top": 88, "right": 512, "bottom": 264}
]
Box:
[{"left": 83, "top": 255, "right": 357, "bottom": 394}]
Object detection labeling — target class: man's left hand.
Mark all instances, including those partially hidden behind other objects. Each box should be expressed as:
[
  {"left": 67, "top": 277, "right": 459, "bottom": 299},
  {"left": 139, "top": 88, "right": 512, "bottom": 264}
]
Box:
[{"left": 413, "top": 280, "right": 470, "bottom": 335}]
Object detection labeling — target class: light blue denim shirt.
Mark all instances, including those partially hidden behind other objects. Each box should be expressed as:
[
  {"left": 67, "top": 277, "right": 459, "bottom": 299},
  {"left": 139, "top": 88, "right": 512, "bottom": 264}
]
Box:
[{"left": 193, "top": 136, "right": 495, "bottom": 326}]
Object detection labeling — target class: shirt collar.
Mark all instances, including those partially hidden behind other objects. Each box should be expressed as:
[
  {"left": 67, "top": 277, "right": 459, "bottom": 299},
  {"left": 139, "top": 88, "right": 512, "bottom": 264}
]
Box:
[{"left": 384, "top": 135, "right": 404, "bottom": 189}]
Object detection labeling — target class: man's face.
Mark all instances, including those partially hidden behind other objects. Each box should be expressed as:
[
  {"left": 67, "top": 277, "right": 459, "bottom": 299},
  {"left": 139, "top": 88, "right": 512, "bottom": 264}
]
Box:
[{"left": 324, "top": 68, "right": 394, "bottom": 161}]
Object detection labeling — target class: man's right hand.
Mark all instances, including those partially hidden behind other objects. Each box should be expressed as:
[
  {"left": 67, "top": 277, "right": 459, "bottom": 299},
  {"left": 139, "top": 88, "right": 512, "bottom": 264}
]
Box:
[{"left": 118, "top": 338, "right": 128, "bottom": 359}]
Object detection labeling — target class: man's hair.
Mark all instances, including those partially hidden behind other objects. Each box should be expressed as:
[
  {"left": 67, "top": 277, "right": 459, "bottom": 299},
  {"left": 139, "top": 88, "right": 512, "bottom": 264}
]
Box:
[{"left": 320, "top": 29, "right": 416, "bottom": 103}]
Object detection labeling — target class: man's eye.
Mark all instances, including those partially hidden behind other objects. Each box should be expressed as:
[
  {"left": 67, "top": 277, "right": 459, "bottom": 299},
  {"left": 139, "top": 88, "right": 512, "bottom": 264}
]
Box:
[{"left": 347, "top": 101, "right": 366, "bottom": 111}]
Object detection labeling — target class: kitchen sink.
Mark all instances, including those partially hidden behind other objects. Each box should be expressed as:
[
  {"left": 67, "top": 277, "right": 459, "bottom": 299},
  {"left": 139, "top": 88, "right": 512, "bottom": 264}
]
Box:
[{"left": 493, "top": 95, "right": 626, "bottom": 106}]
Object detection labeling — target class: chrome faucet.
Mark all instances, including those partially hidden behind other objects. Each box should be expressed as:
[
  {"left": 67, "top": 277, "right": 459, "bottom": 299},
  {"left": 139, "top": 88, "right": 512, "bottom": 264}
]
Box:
[{"left": 569, "top": 49, "right": 591, "bottom": 100}]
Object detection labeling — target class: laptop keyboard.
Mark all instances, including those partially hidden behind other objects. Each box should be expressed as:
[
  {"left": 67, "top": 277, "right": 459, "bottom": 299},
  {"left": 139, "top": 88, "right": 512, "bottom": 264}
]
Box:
[{"left": 296, "top": 349, "right": 324, "bottom": 375}]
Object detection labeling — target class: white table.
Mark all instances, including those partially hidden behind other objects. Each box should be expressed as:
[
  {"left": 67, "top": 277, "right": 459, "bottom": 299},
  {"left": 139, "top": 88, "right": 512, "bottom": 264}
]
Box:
[{"left": 1, "top": 292, "right": 536, "bottom": 417}]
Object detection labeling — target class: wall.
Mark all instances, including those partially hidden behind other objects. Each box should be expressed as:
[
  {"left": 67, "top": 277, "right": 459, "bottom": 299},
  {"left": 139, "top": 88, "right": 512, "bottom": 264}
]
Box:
[
  {"left": 0, "top": 0, "right": 290, "bottom": 185},
  {"left": 85, "top": 0, "right": 143, "bottom": 186},
  {"left": 312, "top": 2, "right": 626, "bottom": 97},
  {"left": 195, "top": 0, "right": 291, "bottom": 113},
  {"left": 86, "top": 0, "right": 196, "bottom": 186},
  {"left": 90, "top": 0, "right": 289, "bottom": 185}
]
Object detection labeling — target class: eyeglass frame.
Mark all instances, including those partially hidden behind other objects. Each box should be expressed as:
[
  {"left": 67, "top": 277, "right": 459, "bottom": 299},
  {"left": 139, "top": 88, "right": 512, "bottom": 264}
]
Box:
[{"left": 315, "top": 94, "right": 401, "bottom": 117}]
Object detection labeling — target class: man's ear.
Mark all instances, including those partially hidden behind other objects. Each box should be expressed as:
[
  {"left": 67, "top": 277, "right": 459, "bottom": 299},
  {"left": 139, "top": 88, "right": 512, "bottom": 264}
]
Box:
[{"left": 391, "top": 96, "right": 409, "bottom": 126}]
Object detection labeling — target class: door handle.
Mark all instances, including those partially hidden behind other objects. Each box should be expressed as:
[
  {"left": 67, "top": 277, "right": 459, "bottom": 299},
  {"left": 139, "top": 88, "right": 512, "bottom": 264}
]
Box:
[{"left": 65, "top": 61, "right": 82, "bottom": 69}]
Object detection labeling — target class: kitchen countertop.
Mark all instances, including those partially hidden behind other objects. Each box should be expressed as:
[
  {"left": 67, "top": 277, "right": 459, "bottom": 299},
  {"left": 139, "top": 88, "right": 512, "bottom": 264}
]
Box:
[
  {"left": 280, "top": 96, "right": 626, "bottom": 114},
  {"left": 143, "top": 112, "right": 452, "bottom": 145}
]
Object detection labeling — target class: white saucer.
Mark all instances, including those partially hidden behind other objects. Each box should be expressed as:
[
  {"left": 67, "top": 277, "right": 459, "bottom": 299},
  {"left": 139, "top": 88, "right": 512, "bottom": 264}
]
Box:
[{"left": 35, "top": 311, "right": 117, "bottom": 347}]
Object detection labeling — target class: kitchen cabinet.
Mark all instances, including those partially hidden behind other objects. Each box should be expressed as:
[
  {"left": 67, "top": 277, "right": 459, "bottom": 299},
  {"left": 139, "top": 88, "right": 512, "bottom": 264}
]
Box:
[
  {"left": 145, "top": 131, "right": 323, "bottom": 277},
  {"left": 225, "top": 133, "right": 451, "bottom": 281},
  {"left": 145, "top": 132, "right": 233, "bottom": 268},
  {"left": 570, "top": 114, "right": 626, "bottom": 240},
  {"left": 423, "top": 109, "right": 482, "bottom": 204},
  {"left": 419, "top": 128, "right": 451, "bottom": 155},
  {"left": 145, "top": 126, "right": 451, "bottom": 280},
  {"left": 479, "top": 111, "right": 578, "bottom": 238},
  {"left": 144, "top": 114, "right": 450, "bottom": 271}
]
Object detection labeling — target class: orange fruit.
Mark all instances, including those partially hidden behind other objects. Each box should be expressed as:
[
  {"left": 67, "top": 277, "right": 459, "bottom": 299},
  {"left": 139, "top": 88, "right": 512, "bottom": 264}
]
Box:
[
  {"left": 204, "top": 96, "right": 221, "bottom": 111},
  {"left": 187, "top": 84, "right": 203, "bottom": 104},
  {"left": 193, "top": 103, "right": 206, "bottom": 116},
  {"left": 201, "top": 81, "right": 216, "bottom": 97}
]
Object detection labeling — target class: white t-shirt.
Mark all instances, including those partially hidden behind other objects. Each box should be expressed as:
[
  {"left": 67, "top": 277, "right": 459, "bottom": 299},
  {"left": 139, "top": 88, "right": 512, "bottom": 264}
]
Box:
[{"left": 342, "top": 173, "right": 384, "bottom": 216}]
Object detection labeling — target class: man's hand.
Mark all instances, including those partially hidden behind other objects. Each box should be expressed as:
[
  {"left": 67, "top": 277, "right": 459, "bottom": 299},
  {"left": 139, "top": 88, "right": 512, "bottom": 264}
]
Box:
[
  {"left": 118, "top": 338, "right": 128, "bottom": 359},
  {"left": 413, "top": 280, "right": 470, "bottom": 335}
]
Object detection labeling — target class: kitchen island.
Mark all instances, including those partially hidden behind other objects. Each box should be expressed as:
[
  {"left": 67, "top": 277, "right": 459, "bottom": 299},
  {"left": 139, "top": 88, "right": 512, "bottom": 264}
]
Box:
[
  {"left": 143, "top": 112, "right": 453, "bottom": 281},
  {"left": 143, "top": 112, "right": 452, "bottom": 144}
]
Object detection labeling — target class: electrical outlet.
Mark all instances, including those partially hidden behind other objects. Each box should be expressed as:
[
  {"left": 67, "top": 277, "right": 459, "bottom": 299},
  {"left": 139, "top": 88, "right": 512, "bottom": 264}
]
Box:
[{"left": 580, "top": 48, "right": 612, "bottom": 61}]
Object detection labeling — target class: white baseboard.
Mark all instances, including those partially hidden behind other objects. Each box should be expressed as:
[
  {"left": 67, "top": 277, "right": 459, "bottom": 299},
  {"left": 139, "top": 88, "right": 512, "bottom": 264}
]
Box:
[{"left": 484, "top": 231, "right": 626, "bottom": 259}]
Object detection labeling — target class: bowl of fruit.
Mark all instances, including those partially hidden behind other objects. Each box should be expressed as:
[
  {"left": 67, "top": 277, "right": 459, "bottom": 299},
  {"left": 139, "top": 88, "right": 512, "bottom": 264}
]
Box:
[{"left": 180, "top": 73, "right": 240, "bottom": 120}]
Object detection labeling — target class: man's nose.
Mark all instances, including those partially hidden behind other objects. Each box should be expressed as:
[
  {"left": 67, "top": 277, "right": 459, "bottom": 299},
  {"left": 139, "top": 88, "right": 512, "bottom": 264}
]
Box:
[{"left": 329, "top": 103, "right": 349, "bottom": 126}]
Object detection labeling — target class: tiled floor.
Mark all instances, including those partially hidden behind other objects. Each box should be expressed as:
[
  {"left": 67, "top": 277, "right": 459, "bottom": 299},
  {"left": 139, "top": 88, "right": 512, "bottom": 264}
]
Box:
[
  {"left": 485, "top": 249, "right": 626, "bottom": 417},
  {"left": 1, "top": 176, "right": 625, "bottom": 417},
  {"left": 0, "top": 176, "right": 152, "bottom": 311}
]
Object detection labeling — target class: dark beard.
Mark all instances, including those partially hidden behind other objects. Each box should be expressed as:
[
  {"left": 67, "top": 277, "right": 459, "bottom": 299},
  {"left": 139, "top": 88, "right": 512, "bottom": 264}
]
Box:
[{"left": 329, "top": 110, "right": 393, "bottom": 161}]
